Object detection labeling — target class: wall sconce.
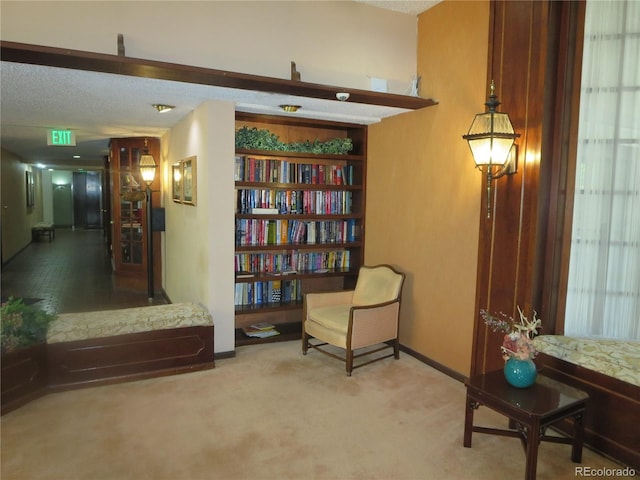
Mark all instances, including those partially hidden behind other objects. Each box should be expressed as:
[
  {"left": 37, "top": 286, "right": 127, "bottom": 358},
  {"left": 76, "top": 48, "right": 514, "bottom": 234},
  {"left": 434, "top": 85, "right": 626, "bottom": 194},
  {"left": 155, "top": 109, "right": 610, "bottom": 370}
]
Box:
[
  {"left": 463, "top": 81, "right": 520, "bottom": 218},
  {"left": 139, "top": 139, "right": 157, "bottom": 301}
]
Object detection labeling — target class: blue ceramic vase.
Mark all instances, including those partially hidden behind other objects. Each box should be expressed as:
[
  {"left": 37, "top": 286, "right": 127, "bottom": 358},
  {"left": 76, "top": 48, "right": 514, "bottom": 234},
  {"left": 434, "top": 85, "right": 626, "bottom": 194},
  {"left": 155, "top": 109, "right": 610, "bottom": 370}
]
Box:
[{"left": 503, "top": 357, "right": 537, "bottom": 388}]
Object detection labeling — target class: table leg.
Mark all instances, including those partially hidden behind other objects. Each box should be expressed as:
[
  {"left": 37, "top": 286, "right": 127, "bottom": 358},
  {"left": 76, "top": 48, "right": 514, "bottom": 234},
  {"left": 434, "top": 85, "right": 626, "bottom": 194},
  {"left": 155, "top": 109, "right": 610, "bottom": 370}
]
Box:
[
  {"left": 571, "top": 412, "right": 585, "bottom": 463},
  {"left": 463, "top": 394, "right": 475, "bottom": 448},
  {"left": 524, "top": 419, "right": 540, "bottom": 480}
]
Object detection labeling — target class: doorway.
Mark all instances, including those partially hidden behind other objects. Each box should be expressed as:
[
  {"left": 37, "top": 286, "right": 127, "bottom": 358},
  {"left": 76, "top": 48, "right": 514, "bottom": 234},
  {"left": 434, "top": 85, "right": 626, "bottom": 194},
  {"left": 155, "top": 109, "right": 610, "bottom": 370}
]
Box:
[
  {"left": 52, "top": 184, "right": 73, "bottom": 227},
  {"left": 72, "top": 171, "right": 102, "bottom": 229}
]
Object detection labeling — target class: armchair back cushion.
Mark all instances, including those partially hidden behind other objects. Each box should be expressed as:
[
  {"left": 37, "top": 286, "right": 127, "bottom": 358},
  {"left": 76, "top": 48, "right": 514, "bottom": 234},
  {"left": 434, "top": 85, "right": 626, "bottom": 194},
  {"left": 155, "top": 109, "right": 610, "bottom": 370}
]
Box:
[{"left": 352, "top": 265, "right": 404, "bottom": 306}]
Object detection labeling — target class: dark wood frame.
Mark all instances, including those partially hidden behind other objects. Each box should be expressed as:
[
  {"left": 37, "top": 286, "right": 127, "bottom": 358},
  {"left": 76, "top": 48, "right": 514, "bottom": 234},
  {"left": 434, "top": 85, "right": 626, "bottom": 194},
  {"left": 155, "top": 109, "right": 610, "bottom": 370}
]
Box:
[{"left": 47, "top": 325, "right": 214, "bottom": 391}]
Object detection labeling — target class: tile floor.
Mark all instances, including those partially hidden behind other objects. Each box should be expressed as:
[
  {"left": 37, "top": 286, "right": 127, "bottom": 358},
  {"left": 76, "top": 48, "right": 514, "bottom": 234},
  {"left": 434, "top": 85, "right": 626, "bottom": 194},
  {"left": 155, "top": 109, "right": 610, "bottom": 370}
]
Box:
[{"left": 1, "top": 228, "right": 168, "bottom": 314}]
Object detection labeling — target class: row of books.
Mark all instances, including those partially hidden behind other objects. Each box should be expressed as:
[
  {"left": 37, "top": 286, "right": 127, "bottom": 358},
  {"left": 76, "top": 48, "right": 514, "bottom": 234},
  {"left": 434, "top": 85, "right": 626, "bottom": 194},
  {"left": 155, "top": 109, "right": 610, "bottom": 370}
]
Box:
[
  {"left": 235, "top": 219, "right": 357, "bottom": 246},
  {"left": 235, "top": 250, "right": 351, "bottom": 274},
  {"left": 235, "top": 155, "right": 356, "bottom": 185},
  {"left": 237, "top": 189, "right": 353, "bottom": 215},
  {"left": 234, "top": 279, "right": 302, "bottom": 307}
]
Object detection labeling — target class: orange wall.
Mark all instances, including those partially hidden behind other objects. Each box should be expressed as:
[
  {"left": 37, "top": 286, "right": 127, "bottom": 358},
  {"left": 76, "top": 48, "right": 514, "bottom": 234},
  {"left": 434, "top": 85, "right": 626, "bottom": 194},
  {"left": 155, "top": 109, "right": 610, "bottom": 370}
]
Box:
[{"left": 365, "top": 0, "right": 489, "bottom": 376}]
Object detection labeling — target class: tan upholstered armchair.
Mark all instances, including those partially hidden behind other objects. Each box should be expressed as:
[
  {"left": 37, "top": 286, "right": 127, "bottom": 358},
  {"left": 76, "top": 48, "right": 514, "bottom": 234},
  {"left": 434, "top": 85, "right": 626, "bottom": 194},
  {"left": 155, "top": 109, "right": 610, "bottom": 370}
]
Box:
[{"left": 302, "top": 264, "right": 405, "bottom": 376}]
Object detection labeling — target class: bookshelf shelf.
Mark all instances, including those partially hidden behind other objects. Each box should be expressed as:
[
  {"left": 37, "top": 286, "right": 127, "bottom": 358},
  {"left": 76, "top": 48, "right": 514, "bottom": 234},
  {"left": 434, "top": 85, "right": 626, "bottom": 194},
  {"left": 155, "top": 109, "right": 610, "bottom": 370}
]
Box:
[
  {"left": 235, "top": 268, "right": 359, "bottom": 283},
  {"left": 234, "top": 182, "right": 363, "bottom": 191},
  {"left": 235, "top": 321, "right": 302, "bottom": 346},
  {"left": 235, "top": 148, "right": 364, "bottom": 162},
  {"left": 234, "top": 112, "right": 366, "bottom": 346}
]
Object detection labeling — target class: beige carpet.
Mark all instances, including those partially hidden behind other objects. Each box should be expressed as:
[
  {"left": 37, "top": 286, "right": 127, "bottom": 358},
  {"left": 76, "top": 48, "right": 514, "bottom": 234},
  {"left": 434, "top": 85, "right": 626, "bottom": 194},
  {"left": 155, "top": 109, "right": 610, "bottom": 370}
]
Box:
[{"left": 1, "top": 341, "right": 628, "bottom": 480}]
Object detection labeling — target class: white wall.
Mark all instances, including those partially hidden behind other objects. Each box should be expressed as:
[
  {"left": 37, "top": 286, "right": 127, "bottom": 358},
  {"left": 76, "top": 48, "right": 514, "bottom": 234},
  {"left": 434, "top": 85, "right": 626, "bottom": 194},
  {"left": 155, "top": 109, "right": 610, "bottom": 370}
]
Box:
[
  {"left": 162, "top": 100, "right": 236, "bottom": 354},
  {"left": 1, "top": 149, "right": 35, "bottom": 260},
  {"left": 0, "top": 1, "right": 419, "bottom": 94}
]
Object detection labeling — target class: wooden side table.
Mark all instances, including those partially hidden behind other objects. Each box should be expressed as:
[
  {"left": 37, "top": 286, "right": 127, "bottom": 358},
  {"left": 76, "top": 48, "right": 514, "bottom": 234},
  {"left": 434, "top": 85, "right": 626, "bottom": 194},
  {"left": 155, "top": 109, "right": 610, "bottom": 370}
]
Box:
[{"left": 464, "top": 370, "right": 589, "bottom": 480}]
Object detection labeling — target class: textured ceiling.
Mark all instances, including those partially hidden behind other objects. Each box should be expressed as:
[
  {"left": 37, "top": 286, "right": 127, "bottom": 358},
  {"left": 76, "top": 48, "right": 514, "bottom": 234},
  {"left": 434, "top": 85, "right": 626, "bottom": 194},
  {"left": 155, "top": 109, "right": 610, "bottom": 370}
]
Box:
[
  {"left": 357, "top": 0, "right": 441, "bottom": 15},
  {"left": 0, "top": 62, "right": 410, "bottom": 169}
]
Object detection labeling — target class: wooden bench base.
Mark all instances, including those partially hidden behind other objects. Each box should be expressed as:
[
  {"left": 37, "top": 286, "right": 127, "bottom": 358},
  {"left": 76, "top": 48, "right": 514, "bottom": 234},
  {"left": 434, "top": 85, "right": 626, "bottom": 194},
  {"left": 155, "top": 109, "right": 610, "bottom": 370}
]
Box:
[
  {"left": 1, "top": 344, "right": 48, "bottom": 415},
  {"left": 536, "top": 353, "right": 640, "bottom": 470},
  {"left": 48, "top": 325, "right": 214, "bottom": 391},
  {"left": 32, "top": 224, "right": 55, "bottom": 242}
]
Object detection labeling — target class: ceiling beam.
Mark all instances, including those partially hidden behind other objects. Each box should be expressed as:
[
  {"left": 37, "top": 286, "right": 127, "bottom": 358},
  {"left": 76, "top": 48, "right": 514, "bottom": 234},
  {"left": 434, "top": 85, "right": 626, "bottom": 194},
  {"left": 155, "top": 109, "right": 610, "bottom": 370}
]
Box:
[{"left": 1, "top": 41, "right": 438, "bottom": 111}]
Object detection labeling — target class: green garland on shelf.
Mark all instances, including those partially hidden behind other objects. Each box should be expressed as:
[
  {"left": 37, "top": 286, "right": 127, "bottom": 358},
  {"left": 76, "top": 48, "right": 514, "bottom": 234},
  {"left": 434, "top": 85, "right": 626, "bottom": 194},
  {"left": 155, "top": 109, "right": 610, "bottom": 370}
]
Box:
[{"left": 235, "top": 126, "right": 353, "bottom": 155}]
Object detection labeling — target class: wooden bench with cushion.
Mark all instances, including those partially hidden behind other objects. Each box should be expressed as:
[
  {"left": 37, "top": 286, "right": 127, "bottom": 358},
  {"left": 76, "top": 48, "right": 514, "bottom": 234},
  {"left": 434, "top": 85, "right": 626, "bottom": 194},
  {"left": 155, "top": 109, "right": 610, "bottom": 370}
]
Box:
[
  {"left": 47, "top": 302, "right": 215, "bottom": 390},
  {"left": 32, "top": 222, "right": 55, "bottom": 242},
  {"left": 533, "top": 335, "right": 640, "bottom": 470}
]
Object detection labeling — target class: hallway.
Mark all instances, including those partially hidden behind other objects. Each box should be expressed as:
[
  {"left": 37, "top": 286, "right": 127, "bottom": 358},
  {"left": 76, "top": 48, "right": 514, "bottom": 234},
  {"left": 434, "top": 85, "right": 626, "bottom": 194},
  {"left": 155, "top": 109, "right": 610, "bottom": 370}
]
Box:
[{"left": 1, "top": 228, "right": 167, "bottom": 314}]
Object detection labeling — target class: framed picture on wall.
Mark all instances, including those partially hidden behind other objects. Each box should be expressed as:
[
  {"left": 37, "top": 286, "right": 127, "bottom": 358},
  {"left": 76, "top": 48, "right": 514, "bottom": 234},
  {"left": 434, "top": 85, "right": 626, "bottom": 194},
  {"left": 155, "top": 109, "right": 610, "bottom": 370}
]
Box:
[
  {"left": 25, "top": 171, "right": 35, "bottom": 207},
  {"left": 181, "top": 156, "right": 197, "bottom": 206},
  {"left": 172, "top": 163, "right": 182, "bottom": 203}
]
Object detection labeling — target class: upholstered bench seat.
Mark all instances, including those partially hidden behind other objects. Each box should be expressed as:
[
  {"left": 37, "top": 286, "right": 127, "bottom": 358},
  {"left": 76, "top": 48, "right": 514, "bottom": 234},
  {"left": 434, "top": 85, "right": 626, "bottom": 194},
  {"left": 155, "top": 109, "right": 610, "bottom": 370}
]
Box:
[
  {"left": 47, "top": 302, "right": 215, "bottom": 390},
  {"left": 533, "top": 335, "right": 640, "bottom": 386},
  {"left": 48, "top": 302, "right": 213, "bottom": 343}
]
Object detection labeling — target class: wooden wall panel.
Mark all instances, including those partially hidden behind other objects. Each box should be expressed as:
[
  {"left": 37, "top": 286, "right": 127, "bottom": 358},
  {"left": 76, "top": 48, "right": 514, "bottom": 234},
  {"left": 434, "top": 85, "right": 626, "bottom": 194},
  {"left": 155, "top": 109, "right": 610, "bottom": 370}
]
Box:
[
  {"left": 472, "top": 1, "right": 552, "bottom": 375},
  {"left": 472, "top": 0, "right": 586, "bottom": 375}
]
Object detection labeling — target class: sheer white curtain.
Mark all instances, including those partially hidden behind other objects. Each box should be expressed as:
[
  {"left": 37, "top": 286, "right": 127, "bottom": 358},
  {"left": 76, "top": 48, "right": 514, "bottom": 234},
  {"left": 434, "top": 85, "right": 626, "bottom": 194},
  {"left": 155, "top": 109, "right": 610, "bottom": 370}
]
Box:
[{"left": 564, "top": 0, "right": 640, "bottom": 340}]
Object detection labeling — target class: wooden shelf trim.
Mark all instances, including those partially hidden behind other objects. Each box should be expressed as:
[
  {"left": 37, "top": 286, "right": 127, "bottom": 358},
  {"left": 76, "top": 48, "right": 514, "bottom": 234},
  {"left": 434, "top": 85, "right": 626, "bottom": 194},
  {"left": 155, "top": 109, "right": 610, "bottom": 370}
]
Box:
[
  {"left": 235, "top": 149, "right": 365, "bottom": 162},
  {"left": 1, "top": 41, "right": 438, "bottom": 111},
  {"left": 235, "top": 268, "right": 359, "bottom": 283}
]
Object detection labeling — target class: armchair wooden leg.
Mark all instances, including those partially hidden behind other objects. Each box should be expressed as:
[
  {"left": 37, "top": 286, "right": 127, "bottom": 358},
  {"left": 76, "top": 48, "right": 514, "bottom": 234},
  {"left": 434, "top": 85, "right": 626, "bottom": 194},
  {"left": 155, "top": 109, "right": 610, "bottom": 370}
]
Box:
[
  {"left": 393, "top": 338, "right": 400, "bottom": 359},
  {"left": 346, "top": 349, "right": 353, "bottom": 376},
  {"left": 302, "top": 330, "right": 308, "bottom": 355}
]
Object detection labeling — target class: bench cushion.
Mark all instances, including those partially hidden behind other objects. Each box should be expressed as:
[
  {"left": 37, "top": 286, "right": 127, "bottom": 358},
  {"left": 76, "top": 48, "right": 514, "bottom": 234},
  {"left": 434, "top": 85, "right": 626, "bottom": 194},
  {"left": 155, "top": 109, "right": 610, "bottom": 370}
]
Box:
[
  {"left": 533, "top": 335, "right": 640, "bottom": 386},
  {"left": 33, "top": 222, "right": 54, "bottom": 229},
  {"left": 47, "top": 302, "right": 212, "bottom": 344}
]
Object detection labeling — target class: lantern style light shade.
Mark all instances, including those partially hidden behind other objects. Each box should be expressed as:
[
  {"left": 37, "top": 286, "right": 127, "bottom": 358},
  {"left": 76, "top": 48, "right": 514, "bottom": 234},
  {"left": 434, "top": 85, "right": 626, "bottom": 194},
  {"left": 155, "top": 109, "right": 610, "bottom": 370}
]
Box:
[
  {"left": 139, "top": 150, "right": 157, "bottom": 186},
  {"left": 464, "top": 111, "right": 518, "bottom": 167},
  {"left": 139, "top": 139, "right": 157, "bottom": 301},
  {"left": 462, "top": 81, "right": 520, "bottom": 218}
]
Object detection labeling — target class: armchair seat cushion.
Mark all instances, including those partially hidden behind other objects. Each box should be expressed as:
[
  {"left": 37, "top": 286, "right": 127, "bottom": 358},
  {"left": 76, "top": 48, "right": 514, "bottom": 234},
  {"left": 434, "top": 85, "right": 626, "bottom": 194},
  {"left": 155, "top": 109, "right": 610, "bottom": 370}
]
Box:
[{"left": 308, "top": 305, "right": 353, "bottom": 333}]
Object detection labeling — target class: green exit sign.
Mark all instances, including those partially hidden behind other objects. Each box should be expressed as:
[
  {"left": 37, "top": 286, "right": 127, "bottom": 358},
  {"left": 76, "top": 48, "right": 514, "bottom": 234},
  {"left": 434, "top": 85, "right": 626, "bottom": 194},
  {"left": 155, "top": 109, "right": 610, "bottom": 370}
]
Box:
[{"left": 47, "top": 130, "right": 76, "bottom": 146}]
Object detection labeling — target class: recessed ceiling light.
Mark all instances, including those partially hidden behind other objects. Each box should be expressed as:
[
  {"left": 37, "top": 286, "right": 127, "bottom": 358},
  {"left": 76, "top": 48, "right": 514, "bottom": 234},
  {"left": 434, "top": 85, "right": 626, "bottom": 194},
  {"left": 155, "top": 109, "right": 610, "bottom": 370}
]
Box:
[
  {"left": 73, "top": 155, "right": 81, "bottom": 159},
  {"left": 152, "top": 103, "right": 175, "bottom": 113},
  {"left": 279, "top": 104, "right": 301, "bottom": 112}
]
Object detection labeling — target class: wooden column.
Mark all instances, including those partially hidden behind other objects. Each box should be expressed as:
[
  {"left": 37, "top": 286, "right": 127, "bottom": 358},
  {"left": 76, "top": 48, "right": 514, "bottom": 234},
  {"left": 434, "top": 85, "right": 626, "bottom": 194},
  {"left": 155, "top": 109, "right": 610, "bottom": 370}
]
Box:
[{"left": 471, "top": 0, "right": 581, "bottom": 375}]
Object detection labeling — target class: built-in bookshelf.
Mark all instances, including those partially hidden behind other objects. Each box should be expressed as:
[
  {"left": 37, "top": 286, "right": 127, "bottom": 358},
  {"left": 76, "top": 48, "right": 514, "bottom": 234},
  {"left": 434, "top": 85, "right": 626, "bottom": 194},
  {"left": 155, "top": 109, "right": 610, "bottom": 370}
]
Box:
[{"left": 234, "top": 112, "right": 366, "bottom": 345}]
